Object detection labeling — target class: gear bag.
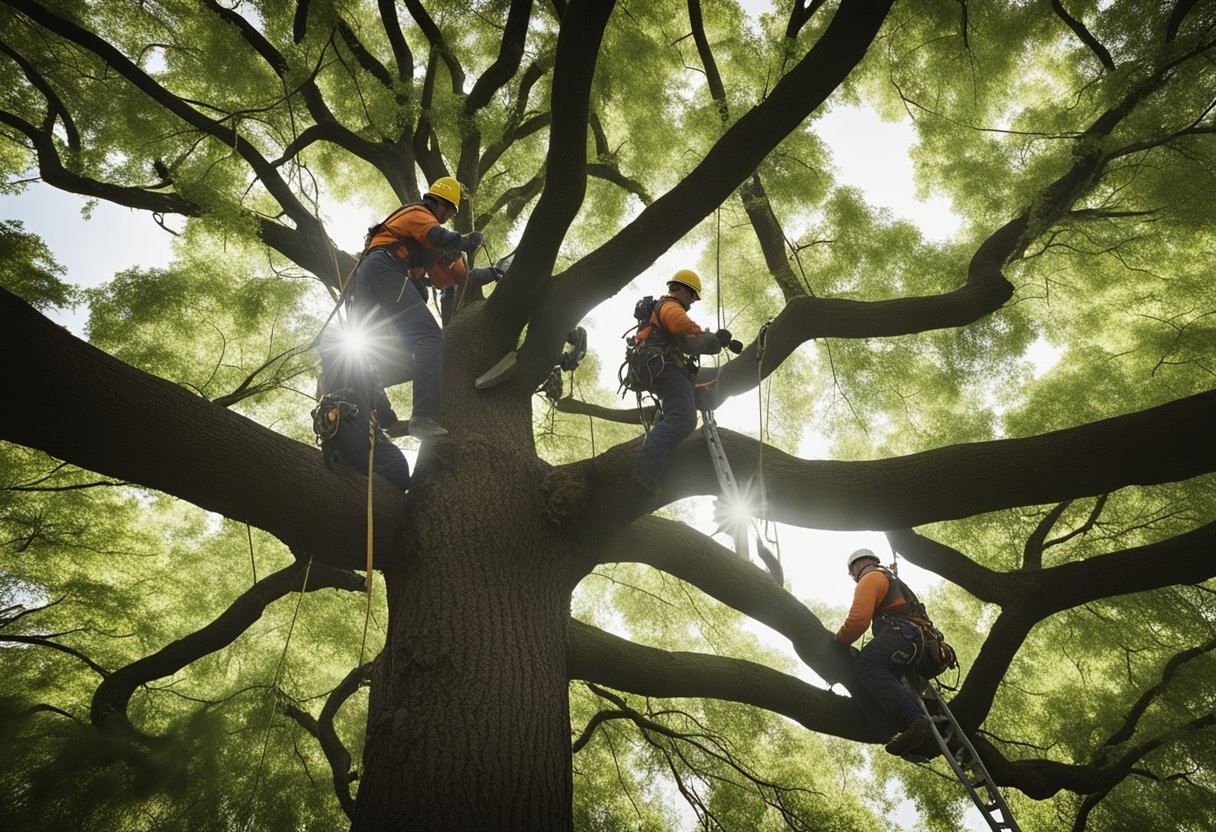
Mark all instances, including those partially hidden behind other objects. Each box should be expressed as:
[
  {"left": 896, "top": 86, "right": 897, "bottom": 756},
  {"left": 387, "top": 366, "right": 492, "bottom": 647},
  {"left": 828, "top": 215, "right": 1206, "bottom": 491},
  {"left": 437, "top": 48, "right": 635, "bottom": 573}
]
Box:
[{"left": 618, "top": 296, "right": 693, "bottom": 394}]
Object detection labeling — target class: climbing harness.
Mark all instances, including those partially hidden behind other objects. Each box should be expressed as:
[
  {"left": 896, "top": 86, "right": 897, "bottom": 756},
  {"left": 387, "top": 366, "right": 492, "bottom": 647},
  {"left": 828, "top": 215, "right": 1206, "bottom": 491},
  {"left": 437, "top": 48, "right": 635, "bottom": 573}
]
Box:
[{"left": 904, "top": 676, "right": 1022, "bottom": 832}]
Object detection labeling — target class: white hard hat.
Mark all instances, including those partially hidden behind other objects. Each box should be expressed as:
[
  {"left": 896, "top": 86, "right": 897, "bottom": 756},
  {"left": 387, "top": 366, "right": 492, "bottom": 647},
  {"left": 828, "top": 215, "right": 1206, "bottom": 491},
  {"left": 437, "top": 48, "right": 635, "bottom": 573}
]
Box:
[{"left": 846, "top": 548, "right": 879, "bottom": 570}]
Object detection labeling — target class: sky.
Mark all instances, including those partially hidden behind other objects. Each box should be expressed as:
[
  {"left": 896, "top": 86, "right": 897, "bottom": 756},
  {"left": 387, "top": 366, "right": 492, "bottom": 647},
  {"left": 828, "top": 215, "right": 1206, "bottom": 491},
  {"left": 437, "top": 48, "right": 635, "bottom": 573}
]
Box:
[{"left": 0, "top": 80, "right": 996, "bottom": 832}]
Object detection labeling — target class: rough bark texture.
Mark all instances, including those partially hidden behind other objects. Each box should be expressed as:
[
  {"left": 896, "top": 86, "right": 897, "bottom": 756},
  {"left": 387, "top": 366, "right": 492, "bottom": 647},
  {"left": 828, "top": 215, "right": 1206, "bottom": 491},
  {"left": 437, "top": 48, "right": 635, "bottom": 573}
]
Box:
[{"left": 353, "top": 437, "right": 577, "bottom": 831}]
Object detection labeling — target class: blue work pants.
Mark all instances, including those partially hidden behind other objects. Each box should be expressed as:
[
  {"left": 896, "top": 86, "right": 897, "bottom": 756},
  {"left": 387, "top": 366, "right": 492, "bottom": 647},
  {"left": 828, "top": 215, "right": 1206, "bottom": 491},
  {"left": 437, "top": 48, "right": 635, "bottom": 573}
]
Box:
[
  {"left": 633, "top": 360, "right": 697, "bottom": 485},
  {"left": 331, "top": 418, "right": 411, "bottom": 491},
  {"left": 854, "top": 620, "right": 923, "bottom": 733},
  {"left": 356, "top": 250, "right": 443, "bottom": 421}
]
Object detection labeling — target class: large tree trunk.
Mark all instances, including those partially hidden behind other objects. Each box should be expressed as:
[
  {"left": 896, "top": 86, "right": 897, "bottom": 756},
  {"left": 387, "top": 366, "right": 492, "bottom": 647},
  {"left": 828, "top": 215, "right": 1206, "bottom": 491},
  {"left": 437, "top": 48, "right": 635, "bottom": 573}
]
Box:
[{"left": 351, "top": 431, "right": 576, "bottom": 830}]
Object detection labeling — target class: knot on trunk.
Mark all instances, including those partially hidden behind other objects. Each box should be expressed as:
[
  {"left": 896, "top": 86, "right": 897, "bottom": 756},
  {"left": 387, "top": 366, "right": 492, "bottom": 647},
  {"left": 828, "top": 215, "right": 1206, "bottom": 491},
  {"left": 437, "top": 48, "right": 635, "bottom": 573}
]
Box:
[{"left": 541, "top": 466, "right": 588, "bottom": 527}]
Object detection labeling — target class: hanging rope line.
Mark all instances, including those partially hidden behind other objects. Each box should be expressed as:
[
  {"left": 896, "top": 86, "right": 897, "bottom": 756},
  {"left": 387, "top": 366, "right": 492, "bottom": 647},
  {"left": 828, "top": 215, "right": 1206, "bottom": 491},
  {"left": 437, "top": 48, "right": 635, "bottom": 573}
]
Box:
[
  {"left": 357, "top": 414, "right": 377, "bottom": 669},
  {"left": 243, "top": 554, "right": 314, "bottom": 831},
  {"left": 245, "top": 523, "right": 258, "bottom": 588}
]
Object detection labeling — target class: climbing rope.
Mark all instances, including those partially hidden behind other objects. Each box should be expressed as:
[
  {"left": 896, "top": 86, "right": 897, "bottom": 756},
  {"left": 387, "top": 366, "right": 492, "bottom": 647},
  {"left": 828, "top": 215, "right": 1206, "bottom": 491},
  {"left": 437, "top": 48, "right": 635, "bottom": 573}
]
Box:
[
  {"left": 357, "top": 414, "right": 377, "bottom": 670},
  {"left": 243, "top": 554, "right": 315, "bottom": 831},
  {"left": 245, "top": 523, "right": 258, "bottom": 588}
]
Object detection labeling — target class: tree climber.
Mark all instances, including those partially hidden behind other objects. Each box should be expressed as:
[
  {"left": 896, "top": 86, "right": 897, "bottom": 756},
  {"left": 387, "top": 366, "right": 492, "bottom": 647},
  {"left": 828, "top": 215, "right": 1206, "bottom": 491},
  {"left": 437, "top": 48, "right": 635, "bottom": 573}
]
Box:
[
  {"left": 629, "top": 269, "right": 741, "bottom": 494},
  {"left": 356, "top": 177, "right": 501, "bottom": 437},
  {"left": 835, "top": 548, "right": 949, "bottom": 758},
  {"left": 312, "top": 328, "right": 411, "bottom": 491}
]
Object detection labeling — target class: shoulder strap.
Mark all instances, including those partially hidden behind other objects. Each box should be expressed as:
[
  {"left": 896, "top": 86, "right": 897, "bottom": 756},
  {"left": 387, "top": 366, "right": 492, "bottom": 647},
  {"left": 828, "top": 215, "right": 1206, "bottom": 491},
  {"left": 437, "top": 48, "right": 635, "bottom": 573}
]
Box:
[
  {"left": 875, "top": 566, "right": 932, "bottom": 622},
  {"left": 363, "top": 202, "right": 427, "bottom": 254}
]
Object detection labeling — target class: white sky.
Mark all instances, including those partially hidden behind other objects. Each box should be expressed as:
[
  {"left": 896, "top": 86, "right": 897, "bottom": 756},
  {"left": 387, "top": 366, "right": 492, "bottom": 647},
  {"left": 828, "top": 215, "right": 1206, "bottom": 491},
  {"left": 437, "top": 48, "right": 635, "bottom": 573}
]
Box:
[{"left": 0, "top": 83, "right": 993, "bottom": 832}]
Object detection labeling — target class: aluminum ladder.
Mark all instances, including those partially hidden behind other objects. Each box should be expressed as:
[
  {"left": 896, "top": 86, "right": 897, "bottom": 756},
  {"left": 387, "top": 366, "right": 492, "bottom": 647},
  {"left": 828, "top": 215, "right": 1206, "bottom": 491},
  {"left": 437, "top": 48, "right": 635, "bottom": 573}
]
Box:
[
  {"left": 700, "top": 409, "right": 749, "bottom": 560},
  {"left": 905, "top": 678, "right": 1022, "bottom": 832},
  {"left": 700, "top": 410, "right": 783, "bottom": 584}
]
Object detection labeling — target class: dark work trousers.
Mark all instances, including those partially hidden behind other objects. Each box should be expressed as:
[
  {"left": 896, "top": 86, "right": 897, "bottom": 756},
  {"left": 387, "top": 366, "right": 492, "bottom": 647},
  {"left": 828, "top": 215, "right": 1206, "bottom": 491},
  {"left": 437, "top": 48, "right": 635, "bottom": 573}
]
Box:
[
  {"left": 855, "top": 619, "right": 924, "bottom": 734},
  {"left": 355, "top": 250, "right": 443, "bottom": 421},
  {"left": 633, "top": 359, "right": 697, "bottom": 485},
  {"left": 330, "top": 417, "right": 411, "bottom": 491}
]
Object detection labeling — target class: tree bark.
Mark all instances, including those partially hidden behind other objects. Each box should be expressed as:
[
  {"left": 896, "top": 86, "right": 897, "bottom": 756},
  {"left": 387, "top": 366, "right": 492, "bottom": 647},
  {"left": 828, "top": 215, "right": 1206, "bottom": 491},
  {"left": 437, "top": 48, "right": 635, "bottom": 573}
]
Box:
[{"left": 352, "top": 438, "right": 578, "bottom": 831}]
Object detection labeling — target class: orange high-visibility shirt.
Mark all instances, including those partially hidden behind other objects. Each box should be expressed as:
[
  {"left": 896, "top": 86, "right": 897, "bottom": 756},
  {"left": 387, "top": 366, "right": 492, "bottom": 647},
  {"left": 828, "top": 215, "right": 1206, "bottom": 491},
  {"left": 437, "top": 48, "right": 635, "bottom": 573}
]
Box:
[
  {"left": 835, "top": 570, "right": 908, "bottom": 644},
  {"left": 366, "top": 205, "right": 467, "bottom": 289},
  {"left": 639, "top": 298, "right": 706, "bottom": 342}
]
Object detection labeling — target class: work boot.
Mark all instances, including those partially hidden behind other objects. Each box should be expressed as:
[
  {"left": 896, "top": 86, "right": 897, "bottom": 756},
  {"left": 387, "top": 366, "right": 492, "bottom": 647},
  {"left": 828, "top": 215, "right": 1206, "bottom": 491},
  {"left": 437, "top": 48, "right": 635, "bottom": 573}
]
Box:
[
  {"left": 408, "top": 416, "right": 448, "bottom": 437},
  {"left": 884, "top": 718, "right": 933, "bottom": 757}
]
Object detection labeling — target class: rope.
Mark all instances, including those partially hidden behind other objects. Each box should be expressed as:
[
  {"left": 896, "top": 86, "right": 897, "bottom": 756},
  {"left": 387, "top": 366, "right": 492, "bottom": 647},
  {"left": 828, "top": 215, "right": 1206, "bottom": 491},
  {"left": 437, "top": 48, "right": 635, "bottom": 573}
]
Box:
[
  {"left": 245, "top": 523, "right": 258, "bottom": 588},
  {"left": 357, "top": 414, "right": 376, "bottom": 669},
  {"left": 243, "top": 554, "right": 314, "bottom": 831},
  {"left": 715, "top": 206, "right": 723, "bottom": 331},
  {"left": 754, "top": 323, "right": 782, "bottom": 573}
]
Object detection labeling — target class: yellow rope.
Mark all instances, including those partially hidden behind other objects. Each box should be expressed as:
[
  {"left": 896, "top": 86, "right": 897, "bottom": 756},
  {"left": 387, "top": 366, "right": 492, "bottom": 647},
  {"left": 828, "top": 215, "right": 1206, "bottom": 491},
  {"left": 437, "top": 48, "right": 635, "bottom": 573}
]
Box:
[{"left": 358, "top": 416, "right": 376, "bottom": 671}]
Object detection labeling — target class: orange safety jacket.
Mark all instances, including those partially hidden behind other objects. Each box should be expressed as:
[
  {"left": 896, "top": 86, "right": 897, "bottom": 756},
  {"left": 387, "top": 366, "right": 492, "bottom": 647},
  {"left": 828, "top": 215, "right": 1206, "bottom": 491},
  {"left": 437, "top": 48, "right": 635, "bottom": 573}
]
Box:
[
  {"left": 364, "top": 203, "right": 467, "bottom": 289},
  {"left": 636, "top": 296, "right": 718, "bottom": 354},
  {"left": 835, "top": 566, "right": 916, "bottom": 644}
]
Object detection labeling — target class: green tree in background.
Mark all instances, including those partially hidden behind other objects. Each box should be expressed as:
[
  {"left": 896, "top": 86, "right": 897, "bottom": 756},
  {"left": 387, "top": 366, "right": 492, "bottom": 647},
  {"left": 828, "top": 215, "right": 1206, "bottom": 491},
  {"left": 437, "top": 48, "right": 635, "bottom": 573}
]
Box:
[{"left": 2, "top": 1, "right": 1215, "bottom": 829}]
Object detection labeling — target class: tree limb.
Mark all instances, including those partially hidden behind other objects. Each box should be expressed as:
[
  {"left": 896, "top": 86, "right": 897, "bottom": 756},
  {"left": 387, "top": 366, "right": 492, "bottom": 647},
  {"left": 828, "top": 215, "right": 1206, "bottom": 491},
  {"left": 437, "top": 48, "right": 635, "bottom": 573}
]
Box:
[
  {"left": 568, "top": 618, "right": 880, "bottom": 743},
  {"left": 501, "top": 0, "right": 893, "bottom": 388},
  {"left": 1050, "top": 0, "right": 1115, "bottom": 71},
  {"left": 91, "top": 559, "right": 365, "bottom": 738},
  {"left": 559, "top": 391, "right": 1216, "bottom": 539},
  {"left": 2, "top": 287, "right": 409, "bottom": 574}
]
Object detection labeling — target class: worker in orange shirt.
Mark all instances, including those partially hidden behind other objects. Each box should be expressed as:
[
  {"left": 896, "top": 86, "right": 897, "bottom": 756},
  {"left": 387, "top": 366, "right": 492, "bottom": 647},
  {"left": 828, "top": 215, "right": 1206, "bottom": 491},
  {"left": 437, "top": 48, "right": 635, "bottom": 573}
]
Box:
[
  {"left": 630, "top": 270, "right": 739, "bottom": 494},
  {"left": 836, "top": 548, "right": 936, "bottom": 757},
  {"left": 355, "top": 177, "right": 499, "bottom": 437}
]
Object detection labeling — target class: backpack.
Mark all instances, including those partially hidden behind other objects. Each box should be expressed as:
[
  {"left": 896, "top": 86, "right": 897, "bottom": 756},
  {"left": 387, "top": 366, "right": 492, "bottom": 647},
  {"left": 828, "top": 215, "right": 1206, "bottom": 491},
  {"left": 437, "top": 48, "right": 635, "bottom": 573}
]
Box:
[{"left": 618, "top": 296, "right": 679, "bottom": 394}]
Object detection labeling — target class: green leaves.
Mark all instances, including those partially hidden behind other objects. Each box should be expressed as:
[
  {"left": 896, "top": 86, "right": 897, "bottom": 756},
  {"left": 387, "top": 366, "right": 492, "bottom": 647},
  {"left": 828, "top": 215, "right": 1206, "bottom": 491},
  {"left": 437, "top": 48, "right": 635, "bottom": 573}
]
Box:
[{"left": 0, "top": 220, "right": 75, "bottom": 310}]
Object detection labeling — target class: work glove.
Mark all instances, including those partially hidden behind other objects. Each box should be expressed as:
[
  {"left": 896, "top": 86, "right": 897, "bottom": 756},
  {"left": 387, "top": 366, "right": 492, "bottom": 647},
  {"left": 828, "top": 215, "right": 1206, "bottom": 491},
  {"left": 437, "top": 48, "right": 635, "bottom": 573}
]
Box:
[
  {"left": 715, "top": 328, "right": 732, "bottom": 347},
  {"left": 461, "top": 231, "right": 485, "bottom": 252}
]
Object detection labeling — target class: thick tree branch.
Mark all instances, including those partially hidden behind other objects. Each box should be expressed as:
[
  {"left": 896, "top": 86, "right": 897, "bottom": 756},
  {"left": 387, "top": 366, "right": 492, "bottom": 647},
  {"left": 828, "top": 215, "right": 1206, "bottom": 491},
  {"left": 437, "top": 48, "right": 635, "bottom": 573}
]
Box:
[
  {"left": 974, "top": 712, "right": 1216, "bottom": 799},
  {"left": 1097, "top": 636, "right": 1216, "bottom": 761},
  {"left": 560, "top": 391, "right": 1216, "bottom": 539},
  {"left": 1, "top": 288, "right": 409, "bottom": 573},
  {"left": 568, "top": 618, "right": 880, "bottom": 743},
  {"left": 785, "top": 0, "right": 828, "bottom": 41},
  {"left": 1166, "top": 0, "right": 1201, "bottom": 42},
  {"left": 553, "top": 396, "right": 655, "bottom": 424},
  {"left": 494, "top": 0, "right": 616, "bottom": 343},
  {"left": 91, "top": 559, "right": 365, "bottom": 737},
  {"left": 588, "top": 515, "right": 861, "bottom": 692},
  {"left": 1050, "top": 0, "right": 1115, "bottom": 71},
  {"left": 1022, "top": 500, "right": 1073, "bottom": 571},
  {"left": 923, "top": 519, "right": 1216, "bottom": 731},
  {"left": 465, "top": 0, "right": 534, "bottom": 113},
  {"left": 499, "top": 0, "right": 893, "bottom": 390},
  {"left": 0, "top": 108, "right": 196, "bottom": 215},
  {"left": 377, "top": 0, "right": 414, "bottom": 86},
  {"left": 404, "top": 0, "right": 465, "bottom": 95},
  {"left": 886, "top": 528, "right": 1004, "bottom": 602}
]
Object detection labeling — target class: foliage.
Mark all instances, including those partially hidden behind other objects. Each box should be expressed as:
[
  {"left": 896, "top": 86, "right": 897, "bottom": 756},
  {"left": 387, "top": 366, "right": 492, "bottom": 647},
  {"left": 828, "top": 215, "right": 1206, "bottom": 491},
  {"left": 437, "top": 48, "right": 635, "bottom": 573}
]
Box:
[{"left": 2, "top": 0, "right": 1215, "bottom": 830}]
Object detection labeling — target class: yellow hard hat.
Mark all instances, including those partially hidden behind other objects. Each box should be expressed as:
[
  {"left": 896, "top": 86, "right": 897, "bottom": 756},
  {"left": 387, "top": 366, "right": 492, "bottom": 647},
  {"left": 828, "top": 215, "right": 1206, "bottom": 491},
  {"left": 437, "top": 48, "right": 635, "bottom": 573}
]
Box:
[
  {"left": 425, "top": 177, "right": 461, "bottom": 213},
  {"left": 669, "top": 268, "right": 702, "bottom": 300}
]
